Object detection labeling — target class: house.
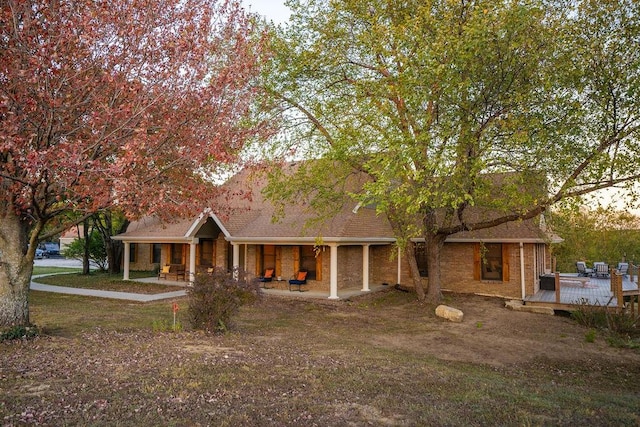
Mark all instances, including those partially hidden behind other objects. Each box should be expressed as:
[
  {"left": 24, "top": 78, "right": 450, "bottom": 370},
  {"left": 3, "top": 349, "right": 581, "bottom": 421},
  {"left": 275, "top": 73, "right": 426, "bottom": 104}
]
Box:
[
  {"left": 113, "top": 166, "right": 560, "bottom": 300},
  {"left": 59, "top": 225, "right": 83, "bottom": 253}
]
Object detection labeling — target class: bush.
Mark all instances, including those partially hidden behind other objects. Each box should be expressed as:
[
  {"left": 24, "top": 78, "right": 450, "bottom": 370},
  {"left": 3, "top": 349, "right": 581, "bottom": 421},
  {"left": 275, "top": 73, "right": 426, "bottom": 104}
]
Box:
[
  {"left": 571, "top": 298, "right": 639, "bottom": 347},
  {"left": 0, "top": 325, "right": 40, "bottom": 342},
  {"left": 61, "top": 230, "right": 108, "bottom": 271},
  {"left": 187, "top": 268, "right": 261, "bottom": 333}
]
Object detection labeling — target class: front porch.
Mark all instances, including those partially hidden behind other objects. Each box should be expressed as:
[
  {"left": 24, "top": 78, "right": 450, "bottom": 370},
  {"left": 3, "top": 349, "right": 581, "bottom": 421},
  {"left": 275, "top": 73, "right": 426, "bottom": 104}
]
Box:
[
  {"left": 134, "top": 276, "right": 389, "bottom": 300},
  {"left": 525, "top": 272, "right": 640, "bottom": 312}
]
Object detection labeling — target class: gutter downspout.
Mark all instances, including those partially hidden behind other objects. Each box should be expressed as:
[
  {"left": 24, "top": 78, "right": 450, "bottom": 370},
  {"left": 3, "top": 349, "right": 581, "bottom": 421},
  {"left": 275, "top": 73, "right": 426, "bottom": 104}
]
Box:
[
  {"left": 520, "top": 242, "right": 526, "bottom": 301},
  {"left": 397, "top": 246, "right": 402, "bottom": 285}
]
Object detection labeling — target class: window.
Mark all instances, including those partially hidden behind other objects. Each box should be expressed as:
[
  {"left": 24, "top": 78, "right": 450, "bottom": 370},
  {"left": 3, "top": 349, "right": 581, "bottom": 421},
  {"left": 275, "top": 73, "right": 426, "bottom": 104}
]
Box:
[
  {"left": 170, "top": 244, "right": 183, "bottom": 264},
  {"left": 200, "top": 239, "right": 214, "bottom": 266},
  {"left": 129, "top": 243, "right": 137, "bottom": 263},
  {"left": 414, "top": 242, "right": 428, "bottom": 277},
  {"left": 152, "top": 244, "right": 161, "bottom": 264},
  {"left": 481, "top": 243, "right": 503, "bottom": 281}
]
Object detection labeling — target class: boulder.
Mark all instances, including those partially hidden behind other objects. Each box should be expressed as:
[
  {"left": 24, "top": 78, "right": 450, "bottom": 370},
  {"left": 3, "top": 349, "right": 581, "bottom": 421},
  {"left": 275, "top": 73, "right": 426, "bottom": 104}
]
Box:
[
  {"left": 435, "top": 305, "right": 464, "bottom": 323},
  {"left": 505, "top": 300, "right": 555, "bottom": 315}
]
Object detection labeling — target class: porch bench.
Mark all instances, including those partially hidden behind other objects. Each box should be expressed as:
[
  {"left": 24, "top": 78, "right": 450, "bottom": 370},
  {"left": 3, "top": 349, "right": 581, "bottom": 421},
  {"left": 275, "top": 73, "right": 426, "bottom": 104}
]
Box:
[{"left": 158, "top": 264, "right": 186, "bottom": 281}]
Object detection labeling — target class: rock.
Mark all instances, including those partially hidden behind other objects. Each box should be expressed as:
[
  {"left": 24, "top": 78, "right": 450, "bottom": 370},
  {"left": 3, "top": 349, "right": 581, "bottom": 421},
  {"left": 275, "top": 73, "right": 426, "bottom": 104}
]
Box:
[
  {"left": 435, "top": 305, "right": 464, "bottom": 323},
  {"left": 505, "top": 300, "right": 524, "bottom": 310},
  {"left": 505, "top": 300, "right": 555, "bottom": 315}
]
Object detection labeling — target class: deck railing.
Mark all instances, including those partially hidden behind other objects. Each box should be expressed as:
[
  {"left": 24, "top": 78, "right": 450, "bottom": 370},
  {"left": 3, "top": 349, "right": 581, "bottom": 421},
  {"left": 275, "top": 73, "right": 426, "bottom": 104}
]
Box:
[{"left": 552, "top": 270, "right": 625, "bottom": 310}]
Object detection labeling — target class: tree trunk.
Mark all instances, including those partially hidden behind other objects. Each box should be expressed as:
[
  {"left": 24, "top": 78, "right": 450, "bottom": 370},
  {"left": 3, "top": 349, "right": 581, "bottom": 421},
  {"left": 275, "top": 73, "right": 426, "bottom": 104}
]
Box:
[
  {"left": 404, "top": 242, "right": 426, "bottom": 300},
  {"left": 82, "top": 218, "right": 90, "bottom": 275},
  {"left": 423, "top": 209, "right": 446, "bottom": 303},
  {"left": 105, "top": 224, "right": 126, "bottom": 275},
  {"left": 424, "top": 231, "right": 446, "bottom": 303},
  {"left": 106, "top": 238, "right": 122, "bottom": 274},
  {"left": 0, "top": 203, "right": 33, "bottom": 327}
]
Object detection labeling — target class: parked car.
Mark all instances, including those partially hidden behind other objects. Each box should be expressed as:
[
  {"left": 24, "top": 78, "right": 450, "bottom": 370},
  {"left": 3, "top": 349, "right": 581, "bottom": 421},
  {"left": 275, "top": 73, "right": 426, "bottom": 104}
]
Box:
[
  {"left": 34, "top": 247, "right": 46, "bottom": 259},
  {"left": 41, "top": 242, "right": 60, "bottom": 257}
]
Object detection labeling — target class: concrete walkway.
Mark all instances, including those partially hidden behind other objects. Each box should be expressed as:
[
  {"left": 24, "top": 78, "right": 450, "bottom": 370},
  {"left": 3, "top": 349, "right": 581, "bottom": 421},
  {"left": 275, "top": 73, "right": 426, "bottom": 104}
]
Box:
[{"left": 30, "top": 274, "right": 187, "bottom": 302}]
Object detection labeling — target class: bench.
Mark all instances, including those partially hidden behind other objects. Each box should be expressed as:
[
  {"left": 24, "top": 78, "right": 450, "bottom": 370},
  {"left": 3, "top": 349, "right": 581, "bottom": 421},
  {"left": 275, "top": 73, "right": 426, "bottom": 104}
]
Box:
[
  {"left": 158, "top": 264, "right": 186, "bottom": 281},
  {"left": 559, "top": 276, "right": 591, "bottom": 288}
]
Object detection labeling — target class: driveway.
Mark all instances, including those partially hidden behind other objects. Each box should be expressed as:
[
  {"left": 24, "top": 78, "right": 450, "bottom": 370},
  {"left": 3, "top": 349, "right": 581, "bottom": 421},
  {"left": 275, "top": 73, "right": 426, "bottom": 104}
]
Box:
[{"left": 34, "top": 257, "right": 88, "bottom": 268}]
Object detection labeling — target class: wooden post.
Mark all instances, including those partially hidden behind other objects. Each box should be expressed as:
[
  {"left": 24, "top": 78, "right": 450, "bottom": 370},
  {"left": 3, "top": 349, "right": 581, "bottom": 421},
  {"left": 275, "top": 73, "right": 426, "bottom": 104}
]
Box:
[
  {"left": 554, "top": 272, "right": 560, "bottom": 303},
  {"left": 612, "top": 271, "right": 623, "bottom": 312}
]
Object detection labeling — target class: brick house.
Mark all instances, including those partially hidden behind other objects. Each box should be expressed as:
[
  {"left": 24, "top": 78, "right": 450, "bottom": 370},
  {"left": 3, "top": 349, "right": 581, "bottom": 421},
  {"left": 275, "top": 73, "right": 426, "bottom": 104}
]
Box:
[{"left": 113, "top": 167, "right": 560, "bottom": 300}]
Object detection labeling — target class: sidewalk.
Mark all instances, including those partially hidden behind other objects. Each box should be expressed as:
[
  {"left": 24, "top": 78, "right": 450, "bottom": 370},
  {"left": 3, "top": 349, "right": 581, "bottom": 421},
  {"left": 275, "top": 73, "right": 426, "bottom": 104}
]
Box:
[{"left": 30, "top": 274, "right": 186, "bottom": 302}]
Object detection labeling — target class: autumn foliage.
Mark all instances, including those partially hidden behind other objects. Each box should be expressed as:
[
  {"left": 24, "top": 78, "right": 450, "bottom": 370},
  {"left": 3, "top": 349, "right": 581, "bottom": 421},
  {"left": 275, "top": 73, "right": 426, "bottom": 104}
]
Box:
[{"left": 0, "top": 0, "right": 270, "bottom": 326}]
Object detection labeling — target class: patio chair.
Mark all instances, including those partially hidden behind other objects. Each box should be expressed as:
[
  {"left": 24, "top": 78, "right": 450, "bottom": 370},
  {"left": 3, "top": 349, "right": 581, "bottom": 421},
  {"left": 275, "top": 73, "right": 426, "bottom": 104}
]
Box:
[
  {"left": 258, "top": 268, "right": 275, "bottom": 288},
  {"left": 616, "top": 262, "right": 629, "bottom": 277},
  {"left": 576, "top": 261, "right": 593, "bottom": 277},
  {"left": 594, "top": 262, "right": 610, "bottom": 278},
  {"left": 288, "top": 270, "right": 308, "bottom": 292}
]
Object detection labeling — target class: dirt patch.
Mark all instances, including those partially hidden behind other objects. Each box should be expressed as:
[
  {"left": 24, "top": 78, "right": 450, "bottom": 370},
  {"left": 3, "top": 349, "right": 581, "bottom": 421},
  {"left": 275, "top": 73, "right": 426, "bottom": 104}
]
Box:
[{"left": 1, "top": 290, "right": 638, "bottom": 426}]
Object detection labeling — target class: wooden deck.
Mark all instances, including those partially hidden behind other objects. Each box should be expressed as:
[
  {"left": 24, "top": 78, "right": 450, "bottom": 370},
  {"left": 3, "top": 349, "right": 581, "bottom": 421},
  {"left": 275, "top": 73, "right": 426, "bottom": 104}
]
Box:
[{"left": 525, "top": 273, "right": 640, "bottom": 311}]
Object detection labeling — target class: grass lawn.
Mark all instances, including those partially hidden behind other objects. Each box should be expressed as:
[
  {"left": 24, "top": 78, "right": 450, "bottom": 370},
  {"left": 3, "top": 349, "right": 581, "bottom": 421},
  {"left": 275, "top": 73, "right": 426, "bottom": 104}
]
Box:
[
  {"left": 1, "top": 289, "right": 639, "bottom": 426},
  {"left": 33, "top": 269, "right": 184, "bottom": 294}
]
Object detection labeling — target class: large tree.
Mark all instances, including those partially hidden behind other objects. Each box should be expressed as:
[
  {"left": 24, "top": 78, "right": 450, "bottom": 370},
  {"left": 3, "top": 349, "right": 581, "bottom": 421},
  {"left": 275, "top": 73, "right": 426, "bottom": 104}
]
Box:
[
  {"left": 0, "top": 0, "right": 270, "bottom": 327},
  {"left": 262, "top": 0, "right": 640, "bottom": 302}
]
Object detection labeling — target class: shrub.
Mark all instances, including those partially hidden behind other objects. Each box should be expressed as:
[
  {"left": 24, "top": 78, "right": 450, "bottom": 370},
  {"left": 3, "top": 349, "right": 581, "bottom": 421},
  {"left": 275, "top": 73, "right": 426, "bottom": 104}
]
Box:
[
  {"left": 584, "top": 328, "right": 596, "bottom": 343},
  {"left": 152, "top": 318, "right": 183, "bottom": 333},
  {"left": 571, "top": 298, "right": 607, "bottom": 329},
  {"left": 61, "top": 230, "right": 108, "bottom": 271},
  {"left": 187, "top": 268, "right": 261, "bottom": 333},
  {"left": 571, "top": 298, "right": 639, "bottom": 347},
  {"left": 0, "top": 325, "right": 40, "bottom": 342}
]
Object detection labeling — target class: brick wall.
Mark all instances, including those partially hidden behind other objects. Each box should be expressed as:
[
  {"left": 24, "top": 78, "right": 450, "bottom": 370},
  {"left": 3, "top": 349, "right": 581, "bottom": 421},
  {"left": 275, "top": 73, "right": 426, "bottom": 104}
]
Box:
[
  {"left": 183, "top": 241, "right": 543, "bottom": 298},
  {"left": 408, "top": 242, "right": 540, "bottom": 299},
  {"left": 127, "top": 243, "right": 154, "bottom": 271}
]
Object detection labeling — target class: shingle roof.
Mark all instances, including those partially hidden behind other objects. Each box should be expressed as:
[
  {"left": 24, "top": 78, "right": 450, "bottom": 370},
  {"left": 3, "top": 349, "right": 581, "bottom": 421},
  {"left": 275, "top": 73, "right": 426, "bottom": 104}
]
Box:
[{"left": 115, "top": 164, "right": 556, "bottom": 244}]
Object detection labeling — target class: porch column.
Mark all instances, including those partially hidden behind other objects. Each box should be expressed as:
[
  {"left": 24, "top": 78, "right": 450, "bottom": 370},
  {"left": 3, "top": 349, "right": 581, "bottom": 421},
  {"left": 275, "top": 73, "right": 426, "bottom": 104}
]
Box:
[
  {"left": 189, "top": 241, "right": 197, "bottom": 283},
  {"left": 123, "top": 242, "right": 130, "bottom": 281},
  {"left": 362, "top": 244, "right": 370, "bottom": 292},
  {"left": 232, "top": 243, "right": 240, "bottom": 279},
  {"left": 329, "top": 243, "right": 339, "bottom": 300},
  {"left": 397, "top": 245, "right": 402, "bottom": 285}
]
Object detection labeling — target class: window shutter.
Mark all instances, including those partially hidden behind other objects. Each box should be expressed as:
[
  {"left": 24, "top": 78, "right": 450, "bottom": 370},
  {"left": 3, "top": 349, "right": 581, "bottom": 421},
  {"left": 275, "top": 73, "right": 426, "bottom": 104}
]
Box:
[
  {"left": 502, "top": 244, "right": 510, "bottom": 282},
  {"left": 293, "top": 246, "right": 300, "bottom": 273},
  {"left": 315, "top": 250, "right": 323, "bottom": 281},
  {"left": 275, "top": 246, "right": 282, "bottom": 277},
  {"left": 255, "top": 245, "right": 262, "bottom": 275},
  {"left": 473, "top": 243, "right": 481, "bottom": 280}
]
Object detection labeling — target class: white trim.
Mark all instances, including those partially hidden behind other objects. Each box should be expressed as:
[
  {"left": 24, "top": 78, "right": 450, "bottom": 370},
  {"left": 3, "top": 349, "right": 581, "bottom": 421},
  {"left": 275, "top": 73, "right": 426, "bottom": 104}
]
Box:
[
  {"left": 189, "top": 242, "right": 197, "bottom": 283},
  {"left": 329, "top": 244, "right": 339, "bottom": 299},
  {"left": 185, "top": 209, "right": 211, "bottom": 237},
  {"left": 362, "top": 244, "right": 370, "bottom": 292},
  {"left": 520, "top": 242, "right": 526, "bottom": 300},
  {"left": 123, "top": 242, "right": 130, "bottom": 281},
  {"left": 410, "top": 237, "right": 552, "bottom": 244},
  {"left": 206, "top": 212, "right": 233, "bottom": 239},
  {"left": 112, "top": 236, "right": 199, "bottom": 244},
  {"left": 226, "top": 237, "right": 395, "bottom": 245}
]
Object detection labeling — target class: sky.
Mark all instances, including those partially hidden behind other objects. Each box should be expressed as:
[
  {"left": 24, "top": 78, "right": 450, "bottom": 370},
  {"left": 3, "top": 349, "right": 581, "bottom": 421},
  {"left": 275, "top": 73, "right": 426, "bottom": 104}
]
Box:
[{"left": 242, "top": 0, "right": 291, "bottom": 24}]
